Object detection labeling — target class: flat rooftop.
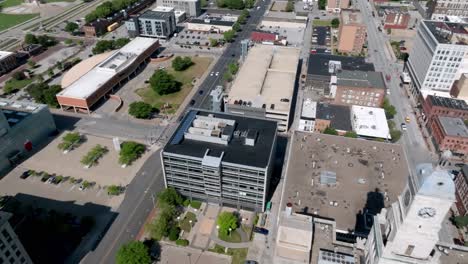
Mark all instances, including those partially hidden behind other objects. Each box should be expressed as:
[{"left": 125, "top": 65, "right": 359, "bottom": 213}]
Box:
[
  {"left": 188, "top": 18, "right": 234, "bottom": 26},
  {"left": 341, "top": 10, "right": 364, "bottom": 25},
  {"left": 0, "top": 51, "right": 13, "bottom": 60},
  {"left": 423, "top": 20, "right": 468, "bottom": 45},
  {"left": 301, "top": 98, "right": 317, "bottom": 119},
  {"left": 438, "top": 116, "right": 468, "bottom": 137},
  {"left": 163, "top": 110, "right": 277, "bottom": 168},
  {"left": 227, "top": 45, "right": 300, "bottom": 112},
  {"left": 140, "top": 10, "right": 174, "bottom": 20},
  {"left": 351, "top": 105, "right": 390, "bottom": 139},
  {"left": 283, "top": 132, "right": 409, "bottom": 230},
  {"left": 316, "top": 103, "right": 352, "bottom": 131},
  {"left": 427, "top": 95, "right": 468, "bottom": 111},
  {"left": 58, "top": 37, "right": 158, "bottom": 100},
  {"left": 307, "top": 54, "right": 374, "bottom": 76},
  {"left": 337, "top": 70, "right": 386, "bottom": 89},
  {"left": 0, "top": 100, "right": 46, "bottom": 127}
]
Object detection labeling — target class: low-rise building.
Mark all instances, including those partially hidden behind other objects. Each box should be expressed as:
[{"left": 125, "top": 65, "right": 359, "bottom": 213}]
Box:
[
  {"left": 383, "top": 11, "right": 410, "bottom": 29},
  {"left": 0, "top": 51, "right": 18, "bottom": 75},
  {"left": 161, "top": 110, "right": 277, "bottom": 212},
  {"left": 338, "top": 10, "right": 367, "bottom": 54},
  {"left": 0, "top": 211, "right": 33, "bottom": 264},
  {"left": 450, "top": 73, "right": 468, "bottom": 102},
  {"left": 331, "top": 70, "right": 386, "bottom": 107},
  {"left": 351, "top": 105, "right": 390, "bottom": 139},
  {"left": 298, "top": 99, "right": 317, "bottom": 132},
  {"left": 315, "top": 102, "right": 352, "bottom": 134},
  {"left": 125, "top": 8, "right": 176, "bottom": 39},
  {"left": 250, "top": 31, "right": 280, "bottom": 44},
  {"left": 224, "top": 45, "right": 301, "bottom": 132},
  {"left": 186, "top": 18, "right": 234, "bottom": 33},
  {"left": 422, "top": 95, "right": 468, "bottom": 123},
  {"left": 454, "top": 165, "right": 468, "bottom": 215},
  {"left": 0, "top": 100, "right": 56, "bottom": 175},
  {"left": 156, "top": 0, "right": 200, "bottom": 16},
  {"left": 326, "top": 0, "right": 349, "bottom": 13},
  {"left": 428, "top": 115, "right": 468, "bottom": 156}
]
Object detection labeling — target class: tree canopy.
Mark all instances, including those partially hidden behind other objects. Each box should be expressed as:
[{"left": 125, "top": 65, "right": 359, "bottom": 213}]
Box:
[
  {"left": 323, "top": 127, "right": 338, "bottom": 135},
  {"left": 383, "top": 98, "right": 397, "bottom": 119},
  {"left": 65, "top": 22, "right": 79, "bottom": 33},
  {"left": 228, "top": 62, "right": 239, "bottom": 75},
  {"left": 331, "top": 18, "right": 340, "bottom": 29},
  {"left": 24, "top": 34, "right": 57, "bottom": 47},
  {"left": 216, "top": 0, "right": 245, "bottom": 9},
  {"left": 149, "top": 70, "right": 181, "bottom": 95},
  {"left": 128, "top": 101, "right": 154, "bottom": 119},
  {"left": 116, "top": 241, "right": 151, "bottom": 264},
  {"left": 92, "top": 38, "right": 130, "bottom": 54},
  {"left": 58, "top": 132, "right": 82, "bottom": 151},
  {"left": 217, "top": 212, "right": 238, "bottom": 236},
  {"left": 26, "top": 83, "right": 62, "bottom": 108},
  {"left": 172, "top": 56, "right": 193, "bottom": 71},
  {"left": 223, "top": 30, "right": 235, "bottom": 42},
  {"left": 85, "top": 0, "right": 140, "bottom": 23},
  {"left": 158, "top": 187, "right": 183, "bottom": 207},
  {"left": 119, "top": 141, "right": 146, "bottom": 165}
]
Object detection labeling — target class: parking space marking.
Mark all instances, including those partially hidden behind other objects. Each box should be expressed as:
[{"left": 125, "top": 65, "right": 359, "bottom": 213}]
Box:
[{"left": 69, "top": 185, "right": 76, "bottom": 192}]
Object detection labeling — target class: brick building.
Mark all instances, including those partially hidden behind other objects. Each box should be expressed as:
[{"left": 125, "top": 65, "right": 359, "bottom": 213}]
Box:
[
  {"left": 331, "top": 70, "right": 386, "bottom": 107},
  {"left": 422, "top": 95, "right": 468, "bottom": 123},
  {"left": 338, "top": 10, "right": 367, "bottom": 54},
  {"left": 326, "top": 0, "right": 349, "bottom": 13},
  {"left": 454, "top": 165, "right": 468, "bottom": 215},
  {"left": 383, "top": 12, "right": 410, "bottom": 29},
  {"left": 427, "top": 116, "right": 468, "bottom": 156}
]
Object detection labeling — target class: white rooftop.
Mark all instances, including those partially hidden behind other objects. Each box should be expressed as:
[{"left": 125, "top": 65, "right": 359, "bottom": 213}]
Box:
[
  {"left": 153, "top": 6, "right": 175, "bottom": 12},
  {"left": 351, "top": 105, "right": 390, "bottom": 139},
  {"left": 58, "top": 37, "right": 157, "bottom": 99},
  {"left": 0, "top": 51, "right": 13, "bottom": 60},
  {"left": 301, "top": 98, "right": 317, "bottom": 119}
]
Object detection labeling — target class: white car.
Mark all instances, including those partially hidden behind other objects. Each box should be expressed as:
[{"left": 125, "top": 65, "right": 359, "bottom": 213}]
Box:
[
  {"left": 386, "top": 89, "right": 391, "bottom": 95},
  {"left": 215, "top": 72, "right": 219, "bottom": 76},
  {"left": 401, "top": 123, "right": 407, "bottom": 131},
  {"left": 210, "top": 72, "right": 214, "bottom": 76}
]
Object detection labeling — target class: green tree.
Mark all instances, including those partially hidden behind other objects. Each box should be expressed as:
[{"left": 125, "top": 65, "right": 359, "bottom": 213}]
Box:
[
  {"left": 149, "top": 70, "right": 181, "bottom": 95},
  {"left": 344, "top": 131, "right": 358, "bottom": 138},
  {"left": 27, "top": 59, "right": 37, "bottom": 68},
  {"left": 216, "top": 0, "right": 226, "bottom": 7},
  {"left": 48, "top": 69, "right": 54, "bottom": 78},
  {"left": 116, "top": 241, "right": 151, "bottom": 264},
  {"left": 114, "top": 38, "right": 130, "bottom": 48},
  {"left": 37, "top": 35, "right": 57, "bottom": 47},
  {"left": 318, "top": 0, "right": 326, "bottom": 9},
  {"left": 223, "top": 71, "right": 233, "bottom": 82},
  {"left": 168, "top": 226, "right": 180, "bottom": 241},
  {"left": 65, "top": 22, "right": 79, "bottom": 33},
  {"left": 323, "top": 127, "right": 338, "bottom": 135},
  {"left": 92, "top": 40, "right": 114, "bottom": 54},
  {"left": 383, "top": 98, "right": 397, "bottom": 119},
  {"left": 172, "top": 56, "right": 193, "bottom": 71},
  {"left": 55, "top": 61, "right": 63, "bottom": 70},
  {"left": 201, "top": 0, "right": 208, "bottom": 6},
  {"left": 26, "top": 83, "right": 61, "bottom": 108},
  {"left": 245, "top": 0, "right": 255, "bottom": 8},
  {"left": 158, "top": 187, "right": 183, "bottom": 206},
  {"left": 176, "top": 239, "right": 189, "bottom": 246},
  {"left": 228, "top": 62, "right": 239, "bottom": 75},
  {"left": 58, "top": 132, "right": 82, "bottom": 151},
  {"left": 80, "top": 144, "right": 108, "bottom": 166},
  {"left": 390, "top": 129, "right": 402, "bottom": 143},
  {"left": 237, "top": 15, "right": 246, "bottom": 25},
  {"left": 119, "top": 141, "right": 146, "bottom": 165},
  {"left": 107, "top": 185, "right": 122, "bottom": 195},
  {"left": 233, "top": 22, "right": 241, "bottom": 32},
  {"left": 147, "top": 204, "right": 176, "bottom": 240},
  {"left": 453, "top": 216, "right": 468, "bottom": 228},
  {"left": 128, "top": 101, "right": 154, "bottom": 119},
  {"left": 241, "top": 9, "right": 250, "bottom": 18},
  {"left": 12, "top": 71, "right": 26, "bottom": 81},
  {"left": 217, "top": 212, "right": 238, "bottom": 236},
  {"left": 285, "top": 0, "right": 294, "bottom": 12},
  {"left": 24, "top": 33, "right": 38, "bottom": 45},
  {"left": 64, "top": 39, "right": 73, "bottom": 45},
  {"left": 331, "top": 18, "right": 340, "bottom": 28},
  {"left": 209, "top": 38, "right": 219, "bottom": 47},
  {"left": 223, "top": 30, "right": 235, "bottom": 42}
]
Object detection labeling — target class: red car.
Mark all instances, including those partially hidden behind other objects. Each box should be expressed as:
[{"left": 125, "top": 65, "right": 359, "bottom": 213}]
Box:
[{"left": 386, "top": 74, "right": 391, "bottom": 82}]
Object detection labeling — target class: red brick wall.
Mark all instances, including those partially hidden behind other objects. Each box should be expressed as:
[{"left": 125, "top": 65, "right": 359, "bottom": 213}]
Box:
[
  {"left": 333, "top": 86, "right": 385, "bottom": 107},
  {"left": 429, "top": 117, "right": 468, "bottom": 155},
  {"left": 455, "top": 172, "right": 468, "bottom": 215}
]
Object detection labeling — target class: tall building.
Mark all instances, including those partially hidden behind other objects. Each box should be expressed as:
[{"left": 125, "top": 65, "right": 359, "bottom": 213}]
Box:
[
  {"left": 125, "top": 9, "right": 176, "bottom": 39},
  {"left": 161, "top": 110, "right": 277, "bottom": 212},
  {"left": 366, "top": 164, "right": 455, "bottom": 264},
  {"left": 454, "top": 165, "right": 468, "bottom": 215},
  {"left": 0, "top": 211, "right": 33, "bottom": 264},
  {"left": 428, "top": 0, "right": 468, "bottom": 20},
  {"left": 0, "top": 51, "right": 17, "bottom": 75},
  {"left": 405, "top": 20, "right": 468, "bottom": 98},
  {"left": 338, "top": 10, "right": 367, "bottom": 54},
  {"left": 155, "top": 0, "right": 200, "bottom": 17},
  {"left": 326, "top": 0, "right": 349, "bottom": 13},
  {"left": 0, "top": 100, "right": 56, "bottom": 175}
]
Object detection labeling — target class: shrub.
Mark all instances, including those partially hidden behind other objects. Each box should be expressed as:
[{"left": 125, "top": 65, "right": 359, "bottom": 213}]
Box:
[
  {"left": 65, "top": 22, "right": 79, "bottom": 33},
  {"left": 323, "top": 127, "right": 338, "bottom": 135},
  {"left": 80, "top": 144, "right": 108, "bottom": 167},
  {"left": 58, "top": 132, "right": 82, "bottom": 151},
  {"left": 119, "top": 141, "right": 146, "bottom": 165},
  {"left": 175, "top": 239, "right": 189, "bottom": 246},
  {"left": 107, "top": 185, "right": 122, "bottom": 195}
]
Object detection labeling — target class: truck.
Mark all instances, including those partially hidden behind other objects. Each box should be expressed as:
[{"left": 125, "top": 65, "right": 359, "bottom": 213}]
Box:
[{"left": 107, "top": 22, "right": 119, "bottom": 32}]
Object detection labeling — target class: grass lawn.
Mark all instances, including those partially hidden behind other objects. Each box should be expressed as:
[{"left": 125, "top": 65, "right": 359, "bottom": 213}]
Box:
[
  {"left": 209, "top": 245, "right": 248, "bottom": 264},
  {"left": 136, "top": 56, "right": 213, "bottom": 114},
  {"left": 218, "top": 229, "right": 242, "bottom": 243},
  {"left": 179, "top": 212, "right": 197, "bottom": 232},
  {"left": 0, "top": 0, "right": 23, "bottom": 8},
  {"left": 3, "top": 78, "right": 33, "bottom": 93},
  {"left": 313, "top": 19, "right": 331, "bottom": 26},
  {"left": 0, "top": 13, "right": 38, "bottom": 31}
]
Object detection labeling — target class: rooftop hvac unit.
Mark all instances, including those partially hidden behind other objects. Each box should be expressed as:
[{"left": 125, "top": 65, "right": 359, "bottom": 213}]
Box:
[{"left": 320, "top": 171, "right": 337, "bottom": 185}]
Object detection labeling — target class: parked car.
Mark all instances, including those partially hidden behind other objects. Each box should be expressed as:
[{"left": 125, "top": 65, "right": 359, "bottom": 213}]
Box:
[
  {"left": 79, "top": 184, "right": 85, "bottom": 191},
  {"left": 20, "top": 171, "right": 31, "bottom": 179},
  {"left": 401, "top": 123, "right": 407, "bottom": 131},
  {"left": 199, "top": 90, "right": 204, "bottom": 95},
  {"left": 253, "top": 227, "right": 269, "bottom": 235},
  {"left": 405, "top": 116, "right": 410, "bottom": 123},
  {"left": 190, "top": 100, "right": 196, "bottom": 106},
  {"left": 245, "top": 261, "right": 258, "bottom": 264}
]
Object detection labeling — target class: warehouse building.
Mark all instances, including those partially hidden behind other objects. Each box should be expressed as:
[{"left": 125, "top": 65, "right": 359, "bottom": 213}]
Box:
[
  {"left": 161, "top": 110, "right": 277, "bottom": 212},
  {"left": 0, "top": 100, "right": 56, "bottom": 175},
  {"left": 57, "top": 37, "right": 160, "bottom": 114}
]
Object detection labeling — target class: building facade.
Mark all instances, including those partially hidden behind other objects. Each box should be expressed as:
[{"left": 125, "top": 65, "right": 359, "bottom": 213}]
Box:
[
  {"left": 338, "top": 10, "right": 367, "bottom": 54},
  {"left": 0, "top": 51, "right": 17, "bottom": 76},
  {"left": 405, "top": 20, "right": 468, "bottom": 98},
  {"left": 0, "top": 212, "right": 33, "bottom": 264},
  {"left": 428, "top": 0, "right": 468, "bottom": 20},
  {"left": 162, "top": 110, "right": 277, "bottom": 212},
  {"left": 455, "top": 165, "right": 468, "bottom": 215},
  {"left": 125, "top": 9, "right": 176, "bottom": 39},
  {"left": 427, "top": 115, "right": 468, "bottom": 156},
  {"left": 156, "top": 0, "right": 200, "bottom": 16},
  {"left": 326, "top": 0, "right": 349, "bottom": 13}
]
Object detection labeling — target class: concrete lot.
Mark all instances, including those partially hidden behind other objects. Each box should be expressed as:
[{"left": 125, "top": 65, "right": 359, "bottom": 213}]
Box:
[
  {"left": 22, "top": 132, "right": 150, "bottom": 186},
  {"left": 192, "top": 204, "right": 219, "bottom": 248},
  {"left": 158, "top": 242, "right": 231, "bottom": 264},
  {"left": 175, "top": 29, "right": 224, "bottom": 47},
  {"left": 390, "top": 28, "right": 417, "bottom": 53}
]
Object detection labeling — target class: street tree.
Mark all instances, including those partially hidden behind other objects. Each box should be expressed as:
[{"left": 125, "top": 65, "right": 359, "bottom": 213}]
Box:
[
  {"left": 209, "top": 38, "right": 219, "bottom": 47},
  {"left": 158, "top": 187, "right": 183, "bottom": 206},
  {"left": 58, "top": 132, "right": 82, "bottom": 151},
  {"left": 331, "top": 18, "right": 340, "bottom": 28},
  {"left": 233, "top": 22, "right": 241, "bottom": 32},
  {"left": 128, "top": 101, "right": 154, "bottom": 119},
  {"left": 116, "top": 241, "right": 151, "bottom": 264},
  {"left": 27, "top": 59, "right": 37, "bottom": 68},
  {"left": 24, "top": 33, "right": 38, "bottom": 45},
  {"left": 217, "top": 212, "right": 237, "bottom": 236},
  {"left": 149, "top": 70, "right": 181, "bottom": 95},
  {"left": 228, "top": 62, "right": 239, "bottom": 75},
  {"left": 223, "top": 30, "right": 235, "bottom": 42},
  {"left": 285, "top": 0, "right": 294, "bottom": 12},
  {"left": 65, "top": 22, "right": 79, "bottom": 33},
  {"left": 119, "top": 141, "right": 146, "bottom": 165},
  {"left": 383, "top": 98, "right": 397, "bottom": 119}
]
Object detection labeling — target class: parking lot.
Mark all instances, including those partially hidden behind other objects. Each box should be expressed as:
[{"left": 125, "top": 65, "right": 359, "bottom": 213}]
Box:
[
  {"left": 312, "top": 26, "right": 330, "bottom": 47},
  {"left": 173, "top": 29, "right": 224, "bottom": 49}
]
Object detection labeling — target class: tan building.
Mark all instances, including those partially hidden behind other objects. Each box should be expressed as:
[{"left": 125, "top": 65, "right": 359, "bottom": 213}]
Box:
[
  {"left": 326, "top": 0, "right": 350, "bottom": 13},
  {"left": 450, "top": 73, "right": 468, "bottom": 102},
  {"left": 338, "top": 10, "right": 367, "bottom": 54},
  {"left": 0, "top": 211, "right": 33, "bottom": 264}
]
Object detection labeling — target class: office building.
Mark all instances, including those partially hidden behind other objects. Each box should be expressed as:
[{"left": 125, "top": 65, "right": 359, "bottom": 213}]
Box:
[
  {"left": 427, "top": 115, "right": 468, "bottom": 156},
  {"left": 450, "top": 73, "right": 468, "bottom": 101},
  {"left": 0, "top": 100, "right": 56, "bottom": 177},
  {"left": 366, "top": 164, "right": 455, "bottom": 264},
  {"left": 0, "top": 51, "right": 17, "bottom": 75},
  {"left": 57, "top": 37, "right": 160, "bottom": 114},
  {"left": 454, "top": 165, "right": 468, "bottom": 215},
  {"left": 156, "top": 0, "right": 200, "bottom": 16},
  {"left": 326, "top": 0, "right": 349, "bottom": 13},
  {"left": 0, "top": 212, "right": 33, "bottom": 264},
  {"left": 161, "top": 110, "right": 277, "bottom": 212},
  {"left": 405, "top": 20, "right": 468, "bottom": 98},
  {"left": 351, "top": 105, "right": 390, "bottom": 139},
  {"left": 125, "top": 9, "right": 176, "bottom": 39},
  {"left": 428, "top": 0, "right": 468, "bottom": 20},
  {"left": 225, "top": 45, "right": 301, "bottom": 132},
  {"left": 338, "top": 10, "right": 367, "bottom": 54},
  {"left": 331, "top": 70, "right": 386, "bottom": 107},
  {"left": 422, "top": 94, "right": 468, "bottom": 123}
]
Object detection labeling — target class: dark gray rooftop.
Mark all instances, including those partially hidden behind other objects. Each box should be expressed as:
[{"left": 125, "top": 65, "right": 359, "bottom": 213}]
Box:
[
  {"left": 337, "top": 70, "right": 386, "bottom": 89},
  {"left": 423, "top": 20, "right": 468, "bottom": 45},
  {"left": 438, "top": 116, "right": 468, "bottom": 137},
  {"left": 307, "top": 54, "right": 375, "bottom": 76},
  {"left": 163, "top": 110, "right": 277, "bottom": 168},
  {"left": 316, "top": 103, "right": 352, "bottom": 131},
  {"left": 428, "top": 95, "right": 468, "bottom": 111},
  {"left": 188, "top": 18, "right": 234, "bottom": 26},
  {"left": 139, "top": 10, "right": 174, "bottom": 20}
]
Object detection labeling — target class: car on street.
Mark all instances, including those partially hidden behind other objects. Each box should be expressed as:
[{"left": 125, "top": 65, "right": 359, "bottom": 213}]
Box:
[
  {"left": 386, "top": 89, "right": 391, "bottom": 95},
  {"left": 253, "top": 227, "right": 269, "bottom": 235},
  {"left": 190, "top": 99, "right": 196, "bottom": 106},
  {"left": 215, "top": 72, "right": 219, "bottom": 76},
  {"left": 199, "top": 90, "right": 204, "bottom": 95},
  {"left": 20, "top": 171, "right": 31, "bottom": 179},
  {"left": 405, "top": 116, "right": 410, "bottom": 123},
  {"left": 210, "top": 72, "right": 214, "bottom": 76},
  {"left": 401, "top": 123, "right": 407, "bottom": 131},
  {"left": 314, "top": 17, "right": 320, "bottom": 19},
  {"left": 245, "top": 261, "right": 258, "bottom": 264},
  {"left": 46, "top": 176, "right": 56, "bottom": 184},
  {"left": 310, "top": 49, "right": 317, "bottom": 54}
]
